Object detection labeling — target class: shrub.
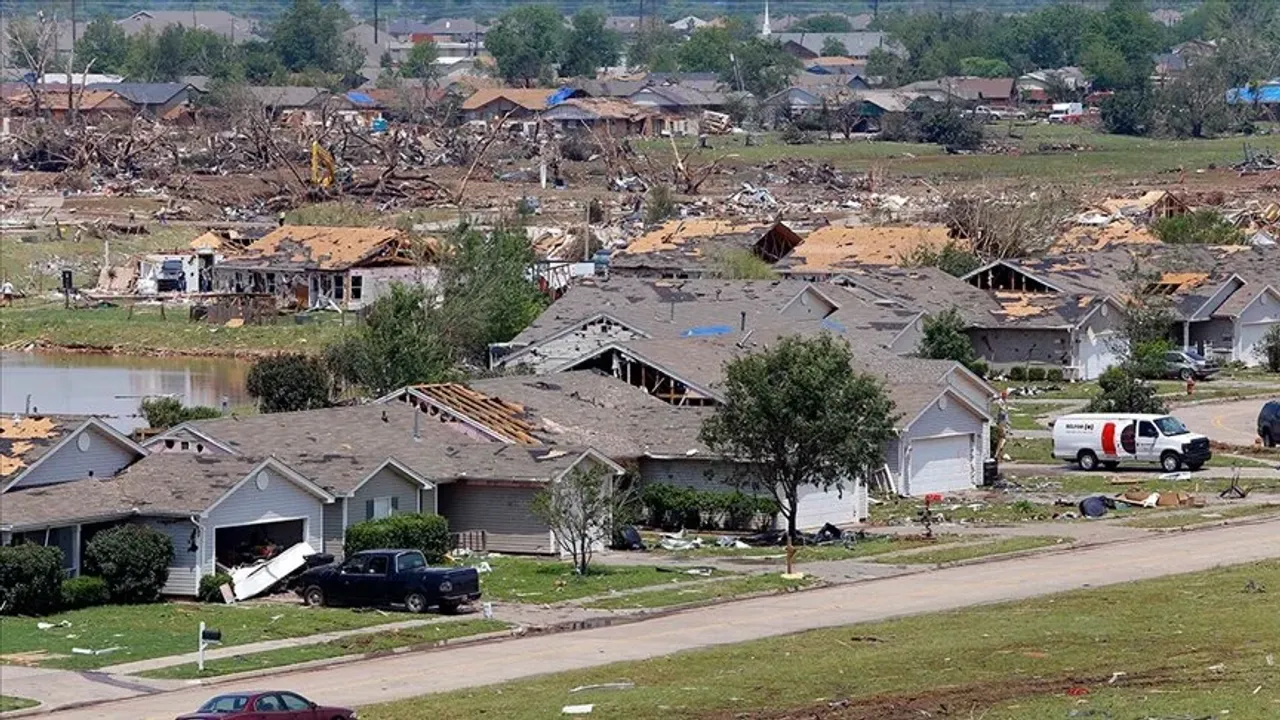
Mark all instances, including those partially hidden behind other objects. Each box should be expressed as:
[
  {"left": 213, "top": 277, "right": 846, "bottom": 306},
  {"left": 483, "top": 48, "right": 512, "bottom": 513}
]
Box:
[
  {"left": 641, "top": 483, "right": 777, "bottom": 531},
  {"left": 84, "top": 525, "right": 173, "bottom": 604},
  {"left": 140, "top": 397, "right": 221, "bottom": 430},
  {"left": 0, "top": 543, "right": 65, "bottom": 615},
  {"left": 1027, "top": 367, "right": 1047, "bottom": 382},
  {"left": 644, "top": 184, "right": 675, "bottom": 226},
  {"left": 344, "top": 514, "right": 450, "bottom": 564},
  {"left": 61, "top": 576, "right": 110, "bottom": 610},
  {"left": 968, "top": 359, "right": 989, "bottom": 378},
  {"left": 198, "top": 572, "right": 232, "bottom": 603},
  {"left": 1087, "top": 365, "right": 1167, "bottom": 414},
  {"left": 1263, "top": 325, "right": 1280, "bottom": 373},
  {"left": 1152, "top": 210, "right": 1244, "bottom": 246},
  {"left": 1045, "top": 368, "right": 1065, "bottom": 382},
  {"left": 246, "top": 353, "right": 331, "bottom": 413},
  {"left": 1008, "top": 366, "right": 1028, "bottom": 382}
]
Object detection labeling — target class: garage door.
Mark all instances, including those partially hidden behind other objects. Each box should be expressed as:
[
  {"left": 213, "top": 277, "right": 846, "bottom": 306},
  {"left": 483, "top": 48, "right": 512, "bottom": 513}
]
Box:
[
  {"left": 907, "top": 434, "right": 974, "bottom": 496},
  {"left": 1240, "top": 321, "right": 1280, "bottom": 366},
  {"left": 794, "top": 484, "right": 856, "bottom": 530},
  {"left": 1079, "top": 329, "right": 1121, "bottom": 380}
]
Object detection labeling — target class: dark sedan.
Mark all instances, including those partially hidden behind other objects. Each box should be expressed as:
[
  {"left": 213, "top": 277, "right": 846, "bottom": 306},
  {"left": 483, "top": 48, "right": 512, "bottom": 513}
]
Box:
[{"left": 176, "top": 691, "right": 355, "bottom": 720}]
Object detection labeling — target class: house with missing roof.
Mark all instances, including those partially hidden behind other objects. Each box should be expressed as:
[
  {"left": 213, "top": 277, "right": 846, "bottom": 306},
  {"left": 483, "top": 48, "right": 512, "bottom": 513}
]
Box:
[
  {"left": 608, "top": 220, "right": 805, "bottom": 279},
  {"left": 210, "top": 225, "right": 433, "bottom": 311},
  {"left": 460, "top": 88, "right": 581, "bottom": 124},
  {"left": 487, "top": 277, "right": 995, "bottom": 497},
  {"left": 1, "top": 405, "right": 622, "bottom": 595}
]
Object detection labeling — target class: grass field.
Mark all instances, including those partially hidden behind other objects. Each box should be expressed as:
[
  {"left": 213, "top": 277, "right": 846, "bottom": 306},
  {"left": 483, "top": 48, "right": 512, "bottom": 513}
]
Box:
[
  {"left": 869, "top": 495, "right": 1066, "bottom": 525},
  {"left": 0, "top": 603, "right": 412, "bottom": 670},
  {"left": 650, "top": 533, "right": 954, "bottom": 563},
  {"left": 0, "top": 226, "right": 203, "bottom": 291},
  {"left": 460, "top": 557, "right": 719, "bottom": 603},
  {"left": 139, "top": 619, "right": 509, "bottom": 680},
  {"left": 0, "top": 696, "right": 38, "bottom": 712},
  {"left": 1002, "top": 437, "right": 1057, "bottom": 464},
  {"left": 876, "top": 536, "right": 1071, "bottom": 565},
  {"left": 0, "top": 303, "right": 346, "bottom": 355},
  {"left": 583, "top": 574, "right": 817, "bottom": 610},
  {"left": 362, "top": 560, "right": 1280, "bottom": 720},
  {"left": 1123, "top": 504, "right": 1280, "bottom": 530}
]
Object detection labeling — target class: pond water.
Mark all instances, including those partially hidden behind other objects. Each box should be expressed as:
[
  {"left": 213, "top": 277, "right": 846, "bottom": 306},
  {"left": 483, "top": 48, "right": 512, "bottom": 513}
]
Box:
[{"left": 0, "top": 351, "right": 252, "bottom": 431}]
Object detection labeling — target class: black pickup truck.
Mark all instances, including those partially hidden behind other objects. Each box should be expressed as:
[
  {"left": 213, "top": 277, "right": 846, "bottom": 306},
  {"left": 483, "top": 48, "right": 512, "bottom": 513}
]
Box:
[{"left": 296, "top": 549, "right": 481, "bottom": 614}]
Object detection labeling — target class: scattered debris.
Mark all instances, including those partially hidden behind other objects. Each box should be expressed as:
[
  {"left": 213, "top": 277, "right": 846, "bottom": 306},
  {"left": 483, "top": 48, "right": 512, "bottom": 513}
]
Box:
[
  {"left": 561, "top": 704, "right": 594, "bottom": 714},
  {"left": 569, "top": 683, "right": 635, "bottom": 693}
]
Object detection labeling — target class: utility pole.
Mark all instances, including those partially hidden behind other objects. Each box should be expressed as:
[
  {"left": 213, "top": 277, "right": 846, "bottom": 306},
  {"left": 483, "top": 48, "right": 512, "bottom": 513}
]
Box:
[
  {"left": 374, "top": 0, "right": 379, "bottom": 45},
  {"left": 68, "top": 0, "right": 77, "bottom": 120}
]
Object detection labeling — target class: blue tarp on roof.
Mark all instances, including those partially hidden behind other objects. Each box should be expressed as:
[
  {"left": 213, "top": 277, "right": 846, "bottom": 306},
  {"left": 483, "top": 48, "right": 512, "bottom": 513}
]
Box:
[
  {"left": 1227, "top": 84, "right": 1280, "bottom": 104},
  {"left": 546, "top": 87, "right": 575, "bottom": 107},
  {"left": 346, "top": 91, "right": 376, "bottom": 106},
  {"left": 681, "top": 324, "right": 734, "bottom": 338}
]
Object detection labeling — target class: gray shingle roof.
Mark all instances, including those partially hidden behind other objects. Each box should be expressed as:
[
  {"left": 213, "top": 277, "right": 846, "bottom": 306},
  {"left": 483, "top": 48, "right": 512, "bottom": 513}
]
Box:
[
  {"left": 774, "top": 32, "right": 902, "bottom": 58},
  {"left": 247, "top": 86, "right": 328, "bottom": 108},
  {"left": 86, "top": 82, "right": 188, "bottom": 105}
]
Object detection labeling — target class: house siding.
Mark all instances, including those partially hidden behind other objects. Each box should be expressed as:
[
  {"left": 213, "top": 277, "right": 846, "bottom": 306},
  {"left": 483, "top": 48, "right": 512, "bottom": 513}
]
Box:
[
  {"left": 502, "top": 319, "right": 642, "bottom": 372},
  {"left": 421, "top": 487, "right": 437, "bottom": 514},
  {"left": 10, "top": 425, "right": 141, "bottom": 490},
  {"left": 202, "top": 468, "right": 325, "bottom": 575},
  {"left": 1237, "top": 294, "right": 1280, "bottom": 365},
  {"left": 349, "top": 466, "right": 422, "bottom": 524},
  {"left": 638, "top": 459, "right": 739, "bottom": 493},
  {"left": 148, "top": 428, "right": 228, "bottom": 456},
  {"left": 436, "top": 482, "right": 553, "bottom": 554},
  {"left": 347, "top": 265, "right": 437, "bottom": 310},
  {"left": 969, "top": 327, "right": 1073, "bottom": 367},
  {"left": 137, "top": 517, "right": 201, "bottom": 596},
  {"left": 903, "top": 392, "right": 985, "bottom": 492},
  {"left": 780, "top": 288, "right": 837, "bottom": 320},
  {"left": 323, "top": 500, "right": 345, "bottom": 559}
]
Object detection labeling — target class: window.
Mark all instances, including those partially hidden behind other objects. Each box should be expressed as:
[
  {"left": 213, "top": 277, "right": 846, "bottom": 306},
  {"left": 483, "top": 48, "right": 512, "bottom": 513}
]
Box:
[
  {"left": 198, "top": 695, "right": 249, "bottom": 713},
  {"left": 1155, "top": 416, "right": 1189, "bottom": 436},
  {"left": 335, "top": 274, "right": 346, "bottom": 301},
  {"left": 76, "top": 433, "right": 91, "bottom": 452},
  {"left": 279, "top": 693, "right": 311, "bottom": 711},
  {"left": 396, "top": 551, "right": 426, "bottom": 573},
  {"left": 372, "top": 495, "right": 394, "bottom": 519},
  {"left": 266, "top": 273, "right": 277, "bottom": 293},
  {"left": 340, "top": 556, "right": 367, "bottom": 574},
  {"left": 350, "top": 274, "right": 364, "bottom": 301},
  {"left": 253, "top": 694, "right": 283, "bottom": 711},
  {"left": 180, "top": 441, "right": 190, "bottom": 451},
  {"left": 366, "top": 555, "right": 389, "bottom": 575},
  {"left": 1139, "top": 421, "right": 1158, "bottom": 438}
]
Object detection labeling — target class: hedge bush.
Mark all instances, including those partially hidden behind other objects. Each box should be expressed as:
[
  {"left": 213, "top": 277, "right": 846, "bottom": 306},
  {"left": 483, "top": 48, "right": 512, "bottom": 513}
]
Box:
[
  {"left": 198, "top": 572, "right": 232, "bottom": 603},
  {"left": 61, "top": 576, "right": 110, "bottom": 610},
  {"left": 1027, "top": 366, "right": 1048, "bottom": 382},
  {"left": 84, "top": 525, "right": 173, "bottom": 604},
  {"left": 344, "top": 513, "right": 450, "bottom": 564},
  {"left": 0, "top": 543, "right": 65, "bottom": 615},
  {"left": 640, "top": 483, "right": 779, "bottom": 531},
  {"left": 1008, "top": 366, "right": 1028, "bottom": 382},
  {"left": 968, "top": 359, "right": 989, "bottom": 379},
  {"left": 1045, "top": 368, "right": 1065, "bottom": 382}
]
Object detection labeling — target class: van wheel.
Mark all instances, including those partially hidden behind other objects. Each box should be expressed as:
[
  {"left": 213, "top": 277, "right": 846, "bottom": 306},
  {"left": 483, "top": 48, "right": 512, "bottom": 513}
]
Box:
[
  {"left": 1077, "top": 450, "right": 1099, "bottom": 471},
  {"left": 1160, "top": 452, "right": 1182, "bottom": 472},
  {"left": 1102, "top": 461, "right": 1119, "bottom": 470}
]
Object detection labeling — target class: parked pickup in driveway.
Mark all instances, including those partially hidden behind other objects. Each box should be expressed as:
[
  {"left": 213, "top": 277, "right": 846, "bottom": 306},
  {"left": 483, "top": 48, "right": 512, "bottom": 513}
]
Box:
[{"left": 296, "top": 549, "right": 480, "bottom": 614}]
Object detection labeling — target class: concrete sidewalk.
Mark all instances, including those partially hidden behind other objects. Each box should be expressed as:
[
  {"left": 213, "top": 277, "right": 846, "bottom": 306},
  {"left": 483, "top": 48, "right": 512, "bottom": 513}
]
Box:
[{"left": 32, "top": 518, "right": 1280, "bottom": 720}]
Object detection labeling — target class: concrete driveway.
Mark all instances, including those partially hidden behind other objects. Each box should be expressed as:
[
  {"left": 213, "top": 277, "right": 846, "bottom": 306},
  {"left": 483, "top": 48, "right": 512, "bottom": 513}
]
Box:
[
  {"left": 1176, "top": 398, "right": 1272, "bottom": 446},
  {"left": 28, "top": 518, "right": 1280, "bottom": 720}
]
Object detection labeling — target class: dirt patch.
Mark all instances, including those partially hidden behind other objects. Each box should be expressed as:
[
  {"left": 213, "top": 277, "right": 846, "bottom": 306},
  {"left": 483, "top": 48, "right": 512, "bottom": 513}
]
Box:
[{"left": 703, "top": 672, "right": 1177, "bottom": 720}]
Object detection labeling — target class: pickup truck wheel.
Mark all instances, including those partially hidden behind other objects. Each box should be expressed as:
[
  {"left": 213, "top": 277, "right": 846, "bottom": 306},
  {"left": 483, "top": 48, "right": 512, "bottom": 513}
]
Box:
[
  {"left": 303, "top": 585, "right": 326, "bottom": 607},
  {"left": 405, "top": 592, "right": 428, "bottom": 614},
  {"left": 1077, "top": 450, "right": 1099, "bottom": 471},
  {"left": 1264, "top": 430, "right": 1275, "bottom": 448},
  {"left": 1161, "top": 452, "right": 1182, "bottom": 472}
]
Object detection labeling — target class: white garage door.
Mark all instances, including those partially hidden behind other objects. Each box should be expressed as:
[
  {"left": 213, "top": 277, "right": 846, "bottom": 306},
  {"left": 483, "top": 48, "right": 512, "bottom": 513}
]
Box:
[
  {"left": 907, "top": 434, "right": 974, "bottom": 496},
  {"left": 1240, "top": 321, "right": 1279, "bottom": 366},
  {"left": 1079, "top": 329, "right": 1121, "bottom": 380},
  {"left": 794, "top": 483, "right": 857, "bottom": 529}
]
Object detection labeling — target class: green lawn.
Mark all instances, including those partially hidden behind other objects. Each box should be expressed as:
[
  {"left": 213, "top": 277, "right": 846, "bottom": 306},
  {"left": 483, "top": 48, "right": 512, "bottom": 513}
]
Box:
[
  {"left": 875, "top": 536, "right": 1071, "bottom": 565},
  {"left": 1006, "top": 401, "right": 1065, "bottom": 431},
  {"left": 361, "top": 561, "right": 1280, "bottom": 720},
  {"left": 0, "top": 603, "right": 413, "bottom": 670},
  {"left": 651, "top": 533, "right": 953, "bottom": 563},
  {"left": 0, "top": 226, "right": 203, "bottom": 291},
  {"left": 1124, "top": 504, "right": 1280, "bottom": 530},
  {"left": 138, "top": 619, "right": 509, "bottom": 680},
  {"left": 0, "top": 696, "right": 38, "bottom": 712},
  {"left": 460, "top": 557, "right": 717, "bottom": 603},
  {"left": 0, "top": 304, "right": 346, "bottom": 356},
  {"left": 1004, "top": 382, "right": 1101, "bottom": 400},
  {"left": 1002, "top": 437, "right": 1057, "bottom": 464},
  {"left": 869, "top": 496, "right": 1067, "bottom": 526},
  {"left": 583, "top": 574, "right": 817, "bottom": 611}
]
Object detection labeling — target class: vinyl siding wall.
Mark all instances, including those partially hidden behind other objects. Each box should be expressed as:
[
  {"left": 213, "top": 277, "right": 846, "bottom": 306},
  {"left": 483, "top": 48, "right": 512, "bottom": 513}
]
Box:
[
  {"left": 638, "top": 459, "right": 741, "bottom": 493},
  {"left": 148, "top": 429, "right": 229, "bottom": 456},
  {"left": 902, "top": 392, "right": 985, "bottom": 493},
  {"left": 11, "top": 425, "right": 141, "bottom": 489},
  {"left": 202, "top": 469, "right": 325, "bottom": 576},
  {"left": 436, "top": 482, "right": 553, "bottom": 554},
  {"left": 503, "top": 319, "right": 642, "bottom": 372},
  {"left": 137, "top": 517, "right": 201, "bottom": 596},
  {"left": 348, "top": 466, "right": 422, "bottom": 524},
  {"left": 323, "top": 501, "right": 345, "bottom": 559},
  {"left": 1236, "top": 293, "right": 1280, "bottom": 364}
]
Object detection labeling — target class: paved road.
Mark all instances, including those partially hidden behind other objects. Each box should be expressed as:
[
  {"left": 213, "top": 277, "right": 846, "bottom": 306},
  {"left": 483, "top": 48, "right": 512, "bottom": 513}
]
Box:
[
  {"left": 30, "top": 519, "right": 1280, "bottom": 720},
  {"left": 1178, "top": 398, "right": 1271, "bottom": 446}
]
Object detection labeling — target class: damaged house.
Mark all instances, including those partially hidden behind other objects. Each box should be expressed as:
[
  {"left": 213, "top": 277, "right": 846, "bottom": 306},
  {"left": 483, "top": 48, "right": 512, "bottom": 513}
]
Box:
[
  {"left": 211, "top": 225, "right": 434, "bottom": 311},
  {"left": 608, "top": 220, "right": 804, "bottom": 279}
]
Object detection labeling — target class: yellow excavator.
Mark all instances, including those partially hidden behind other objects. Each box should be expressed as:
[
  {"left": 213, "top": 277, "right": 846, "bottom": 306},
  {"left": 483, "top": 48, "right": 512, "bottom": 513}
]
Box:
[{"left": 310, "top": 141, "right": 336, "bottom": 189}]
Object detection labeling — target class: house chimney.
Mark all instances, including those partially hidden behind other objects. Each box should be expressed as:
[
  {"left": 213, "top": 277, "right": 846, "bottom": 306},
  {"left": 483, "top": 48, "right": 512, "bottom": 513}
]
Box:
[{"left": 740, "top": 311, "right": 747, "bottom": 332}]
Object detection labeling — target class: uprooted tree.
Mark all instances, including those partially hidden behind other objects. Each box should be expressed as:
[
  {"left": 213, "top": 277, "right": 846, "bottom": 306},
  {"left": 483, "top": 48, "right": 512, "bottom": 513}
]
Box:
[
  {"left": 531, "top": 464, "right": 633, "bottom": 575},
  {"left": 700, "top": 334, "right": 897, "bottom": 539}
]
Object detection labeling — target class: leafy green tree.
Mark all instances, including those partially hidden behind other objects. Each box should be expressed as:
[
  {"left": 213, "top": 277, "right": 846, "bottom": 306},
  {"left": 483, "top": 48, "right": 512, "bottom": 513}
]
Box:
[
  {"left": 241, "top": 40, "right": 285, "bottom": 83},
  {"left": 728, "top": 38, "right": 802, "bottom": 97},
  {"left": 1262, "top": 325, "right": 1280, "bottom": 373},
  {"left": 791, "top": 14, "right": 854, "bottom": 33},
  {"left": 1152, "top": 210, "right": 1244, "bottom": 245},
  {"left": 866, "top": 46, "right": 909, "bottom": 86},
  {"left": 914, "top": 99, "right": 983, "bottom": 150},
  {"left": 76, "top": 16, "right": 130, "bottom": 74},
  {"left": 1082, "top": 41, "right": 1133, "bottom": 91},
  {"left": 400, "top": 40, "right": 441, "bottom": 85},
  {"left": 271, "top": 0, "right": 353, "bottom": 73},
  {"left": 630, "top": 23, "right": 681, "bottom": 72},
  {"left": 561, "top": 10, "right": 623, "bottom": 78},
  {"left": 181, "top": 28, "right": 237, "bottom": 78},
  {"left": 326, "top": 284, "right": 454, "bottom": 395},
  {"left": 677, "top": 26, "right": 736, "bottom": 74},
  {"left": 821, "top": 36, "right": 850, "bottom": 57},
  {"left": 1086, "top": 366, "right": 1167, "bottom": 414},
  {"left": 122, "top": 26, "right": 161, "bottom": 82},
  {"left": 958, "top": 56, "right": 1012, "bottom": 78},
  {"left": 140, "top": 397, "right": 222, "bottom": 430},
  {"left": 900, "top": 239, "right": 982, "bottom": 277},
  {"left": 917, "top": 308, "right": 977, "bottom": 368},
  {"left": 1156, "top": 59, "right": 1233, "bottom": 138},
  {"left": 485, "top": 4, "right": 566, "bottom": 86},
  {"left": 532, "top": 465, "right": 632, "bottom": 575},
  {"left": 154, "top": 24, "right": 187, "bottom": 81},
  {"left": 700, "top": 334, "right": 897, "bottom": 538},
  {"left": 1100, "top": 89, "right": 1153, "bottom": 136},
  {"left": 246, "top": 353, "right": 332, "bottom": 413}
]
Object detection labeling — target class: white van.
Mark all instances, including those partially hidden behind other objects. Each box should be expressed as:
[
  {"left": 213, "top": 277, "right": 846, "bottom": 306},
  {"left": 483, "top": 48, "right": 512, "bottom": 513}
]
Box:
[{"left": 1052, "top": 413, "right": 1211, "bottom": 472}]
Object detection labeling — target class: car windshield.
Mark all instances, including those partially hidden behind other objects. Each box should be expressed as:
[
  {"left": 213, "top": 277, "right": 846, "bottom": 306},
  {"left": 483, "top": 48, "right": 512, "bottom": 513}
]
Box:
[
  {"left": 1184, "top": 350, "right": 1206, "bottom": 361},
  {"left": 198, "top": 695, "right": 250, "bottom": 713},
  {"left": 1155, "top": 416, "right": 1190, "bottom": 436}
]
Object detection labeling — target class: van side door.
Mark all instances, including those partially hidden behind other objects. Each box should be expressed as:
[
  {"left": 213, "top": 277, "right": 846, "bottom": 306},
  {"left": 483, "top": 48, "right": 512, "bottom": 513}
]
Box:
[{"left": 1136, "top": 420, "right": 1160, "bottom": 461}]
